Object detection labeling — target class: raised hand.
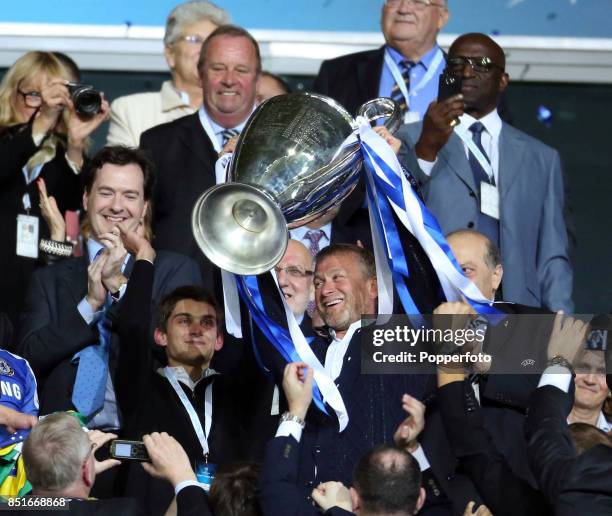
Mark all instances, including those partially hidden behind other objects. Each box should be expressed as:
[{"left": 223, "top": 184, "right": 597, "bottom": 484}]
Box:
[
  {"left": 282, "top": 362, "right": 313, "bottom": 420},
  {"left": 415, "top": 95, "right": 464, "bottom": 161},
  {"left": 37, "top": 177, "right": 66, "bottom": 242},
  {"left": 393, "top": 394, "right": 426, "bottom": 453}
]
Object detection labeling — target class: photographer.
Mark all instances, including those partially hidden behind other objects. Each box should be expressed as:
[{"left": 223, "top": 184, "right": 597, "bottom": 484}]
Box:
[{"left": 0, "top": 51, "right": 109, "bottom": 333}]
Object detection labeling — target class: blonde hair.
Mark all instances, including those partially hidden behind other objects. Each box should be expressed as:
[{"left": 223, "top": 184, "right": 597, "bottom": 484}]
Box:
[{"left": 0, "top": 51, "right": 80, "bottom": 172}]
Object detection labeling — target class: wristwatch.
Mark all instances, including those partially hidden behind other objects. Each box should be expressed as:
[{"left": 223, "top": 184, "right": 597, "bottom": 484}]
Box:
[
  {"left": 548, "top": 355, "right": 576, "bottom": 377},
  {"left": 279, "top": 411, "right": 305, "bottom": 429}
]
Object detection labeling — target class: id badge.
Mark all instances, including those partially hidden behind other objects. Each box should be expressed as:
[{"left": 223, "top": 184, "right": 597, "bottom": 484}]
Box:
[
  {"left": 196, "top": 461, "right": 216, "bottom": 492},
  {"left": 480, "top": 182, "right": 500, "bottom": 220},
  {"left": 16, "top": 214, "right": 39, "bottom": 259}
]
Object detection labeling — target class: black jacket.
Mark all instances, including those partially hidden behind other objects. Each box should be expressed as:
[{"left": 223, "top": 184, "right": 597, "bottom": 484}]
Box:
[
  {"left": 18, "top": 250, "right": 202, "bottom": 416},
  {"left": 525, "top": 385, "right": 612, "bottom": 515}
]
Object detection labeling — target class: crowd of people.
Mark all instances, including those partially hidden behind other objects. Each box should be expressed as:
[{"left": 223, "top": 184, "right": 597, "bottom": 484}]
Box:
[{"left": 0, "top": 0, "right": 609, "bottom": 515}]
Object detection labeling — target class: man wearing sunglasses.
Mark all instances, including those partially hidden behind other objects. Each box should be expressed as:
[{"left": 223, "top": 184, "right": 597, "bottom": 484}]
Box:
[{"left": 395, "top": 33, "right": 573, "bottom": 313}]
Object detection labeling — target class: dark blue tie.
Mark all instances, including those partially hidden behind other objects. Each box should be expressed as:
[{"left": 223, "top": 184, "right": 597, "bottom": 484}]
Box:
[
  {"left": 469, "top": 122, "right": 499, "bottom": 247},
  {"left": 390, "top": 60, "right": 414, "bottom": 117}
]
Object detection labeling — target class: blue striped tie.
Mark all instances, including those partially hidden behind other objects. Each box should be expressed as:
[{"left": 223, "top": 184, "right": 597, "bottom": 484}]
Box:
[{"left": 390, "top": 60, "right": 414, "bottom": 117}]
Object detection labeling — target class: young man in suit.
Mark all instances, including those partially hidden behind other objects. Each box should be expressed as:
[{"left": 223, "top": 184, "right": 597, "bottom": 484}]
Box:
[
  {"left": 140, "top": 25, "right": 260, "bottom": 289},
  {"left": 392, "top": 33, "right": 573, "bottom": 312},
  {"left": 18, "top": 146, "right": 202, "bottom": 428}
]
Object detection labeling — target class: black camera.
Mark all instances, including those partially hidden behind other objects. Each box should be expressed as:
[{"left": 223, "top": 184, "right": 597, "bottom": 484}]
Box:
[
  {"left": 66, "top": 82, "right": 102, "bottom": 117},
  {"left": 109, "top": 439, "right": 150, "bottom": 462}
]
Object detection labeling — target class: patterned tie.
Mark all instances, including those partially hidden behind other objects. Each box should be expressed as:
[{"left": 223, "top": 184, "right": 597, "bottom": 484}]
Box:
[
  {"left": 390, "top": 60, "right": 415, "bottom": 118},
  {"left": 468, "top": 122, "right": 499, "bottom": 247},
  {"left": 72, "top": 297, "right": 112, "bottom": 419},
  {"left": 304, "top": 230, "right": 325, "bottom": 317},
  {"left": 304, "top": 229, "right": 325, "bottom": 257},
  {"left": 221, "top": 128, "right": 239, "bottom": 147}
]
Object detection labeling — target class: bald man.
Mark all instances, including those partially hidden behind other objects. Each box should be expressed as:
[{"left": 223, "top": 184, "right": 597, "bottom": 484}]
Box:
[{"left": 396, "top": 33, "right": 573, "bottom": 313}]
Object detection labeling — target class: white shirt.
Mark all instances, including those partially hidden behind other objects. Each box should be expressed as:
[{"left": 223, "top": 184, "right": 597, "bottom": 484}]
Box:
[
  {"left": 325, "top": 320, "right": 361, "bottom": 381},
  {"left": 157, "top": 366, "right": 217, "bottom": 392},
  {"left": 417, "top": 109, "right": 503, "bottom": 185},
  {"left": 198, "top": 105, "right": 251, "bottom": 151}
]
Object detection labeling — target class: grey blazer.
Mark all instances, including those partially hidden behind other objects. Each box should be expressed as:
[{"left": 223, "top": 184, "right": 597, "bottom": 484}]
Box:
[{"left": 397, "top": 121, "right": 573, "bottom": 312}]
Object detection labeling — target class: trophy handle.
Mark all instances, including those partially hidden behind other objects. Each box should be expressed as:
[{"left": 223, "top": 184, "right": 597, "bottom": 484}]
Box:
[{"left": 357, "top": 97, "right": 402, "bottom": 133}]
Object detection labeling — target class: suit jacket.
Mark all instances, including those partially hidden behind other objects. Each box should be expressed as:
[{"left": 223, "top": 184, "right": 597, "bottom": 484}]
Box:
[
  {"left": 107, "top": 81, "right": 196, "bottom": 148},
  {"left": 525, "top": 385, "right": 612, "bottom": 515},
  {"left": 176, "top": 485, "right": 213, "bottom": 516},
  {"left": 397, "top": 121, "right": 573, "bottom": 312},
  {"left": 17, "top": 250, "right": 202, "bottom": 416},
  {"left": 140, "top": 112, "right": 220, "bottom": 293},
  {"left": 258, "top": 435, "right": 354, "bottom": 516},
  {"left": 437, "top": 381, "right": 548, "bottom": 516}
]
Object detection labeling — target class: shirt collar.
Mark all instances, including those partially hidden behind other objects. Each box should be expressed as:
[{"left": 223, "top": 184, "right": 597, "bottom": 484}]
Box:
[
  {"left": 198, "top": 105, "right": 253, "bottom": 135},
  {"left": 597, "top": 411, "right": 612, "bottom": 432},
  {"left": 291, "top": 223, "right": 331, "bottom": 243},
  {"left": 160, "top": 80, "right": 191, "bottom": 112},
  {"left": 329, "top": 320, "right": 361, "bottom": 343},
  {"left": 159, "top": 366, "right": 217, "bottom": 391},
  {"left": 459, "top": 109, "right": 503, "bottom": 142},
  {"left": 86, "top": 238, "right": 131, "bottom": 271},
  {"left": 386, "top": 43, "right": 440, "bottom": 69}
]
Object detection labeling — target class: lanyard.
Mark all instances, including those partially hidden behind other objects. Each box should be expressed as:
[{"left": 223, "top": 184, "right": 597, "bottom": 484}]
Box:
[
  {"left": 454, "top": 123, "right": 495, "bottom": 184},
  {"left": 165, "top": 367, "right": 214, "bottom": 458},
  {"left": 384, "top": 48, "right": 444, "bottom": 109},
  {"left": 198, "top": 108, "right": 222, "bottom": 153}
]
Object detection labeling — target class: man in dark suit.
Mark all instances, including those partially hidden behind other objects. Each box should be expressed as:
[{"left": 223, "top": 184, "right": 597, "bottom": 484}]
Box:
[
  {"left": 312, "top": 0, "right": 449, "bottom": 229},
  {"left": 313, "top": 0, "right": 449, "bottom": 121},
  {"left": 21, "top": 412, "right": 144, "bottom": 515},
  {"left": 525, "top": 313, "right": 612, "bottom": 516},
  {"left": 258, "top": 362, "right": 425, "bottom": 516},
  {"left": 113, "top": 231, "right": 243, "bottom": 514},
  {"left": 283, "top": 244, "right": 427, "bottom": 490},
  {"left": 394, "top": 33, "right": 573, "bottom": 312},
  {"left": 140, "top": 24, "right": 260, "bottom": 287},
  {"left": 18, "top": 146, "right": 202, "bottom": 427}
]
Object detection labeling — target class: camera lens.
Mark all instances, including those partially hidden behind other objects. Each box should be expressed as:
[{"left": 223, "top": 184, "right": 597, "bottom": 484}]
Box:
[{"left": 68, "top": 83, "right": 102, "bottom": 117}]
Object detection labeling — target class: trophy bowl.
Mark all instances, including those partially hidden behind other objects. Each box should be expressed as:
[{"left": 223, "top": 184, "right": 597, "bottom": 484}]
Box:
[{"left": 192, "top": 93, "right": 400, "bottom": 275}]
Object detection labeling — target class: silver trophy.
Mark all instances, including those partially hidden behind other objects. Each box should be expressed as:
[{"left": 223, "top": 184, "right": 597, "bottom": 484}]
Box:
[{"left": 192, "top": 93, "right": 400, "bottom": 275}]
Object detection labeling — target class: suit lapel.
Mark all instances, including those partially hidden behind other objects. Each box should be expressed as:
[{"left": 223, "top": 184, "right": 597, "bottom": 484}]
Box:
[
  {"left": 178, "top": 113, "right": 217, "bottom": 169},
  {"left": 498, "top": 123, "right": 526, "bottom": 199},
  {"left": 61, "top": 256, "right": 89, "bottom": 305},
  {"left": 356, "top": 47, "right": 386, "bottom": 109},
  {"left": 439, "top": 133, "right": 477, "bottom": 193}
]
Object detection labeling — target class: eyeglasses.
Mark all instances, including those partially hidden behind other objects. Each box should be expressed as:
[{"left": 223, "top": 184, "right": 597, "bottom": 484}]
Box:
[
  {"left": 176, "top": 34, "right": 206, "bottom": 45},
  {"left": 446, "top": 56, "right": 505, "bottom": 74},
  {"left": 385, "top": 0, "right": 446, "bottom": 9},
  {"left": 17, "top": 89, "right": 42, "bottom": 108},
  {"left": 274, "top": 265, "right": 314, "bottom": 278}
]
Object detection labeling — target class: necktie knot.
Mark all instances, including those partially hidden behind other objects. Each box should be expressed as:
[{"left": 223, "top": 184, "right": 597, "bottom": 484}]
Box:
[
  {"left": 469, "top": 121, "right": 486, "bottom": 137},
  {"left": 221, "top": 128, "right": 239, "bottom": 147},
  {"left": 401, "top": 60, "right": 416, "bottom": 72},
  {"left": 305, "top": 229, "right": 325, "bottom": 257}
]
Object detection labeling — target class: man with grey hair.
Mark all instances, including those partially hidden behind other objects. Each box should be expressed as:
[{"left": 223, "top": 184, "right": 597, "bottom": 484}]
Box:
[
  {"left": 21, "top": 412, "right": 142, "bottom": 514},
  {"left": 107, "top": 1, "right": 230, "bottom": 147},
  {"left": 313, "top": 0, "right": 449, "bottom": 122}
]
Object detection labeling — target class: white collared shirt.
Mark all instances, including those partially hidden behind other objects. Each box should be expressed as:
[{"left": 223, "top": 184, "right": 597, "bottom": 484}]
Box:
[
  {"left": 417, "top": 109, "right": 503, "bottom": 185},
  {"left": 158, "top": 366, "right": 217, "bottom": 392},
  {"left": 198, "top": 105, "right": 251, "bottom": 151},
  {"left": 325, "top": 320, "right": 361, "bottom": 381}
]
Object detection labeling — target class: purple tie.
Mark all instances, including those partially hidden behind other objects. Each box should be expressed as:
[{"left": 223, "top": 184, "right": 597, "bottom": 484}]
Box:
[{"left": 305, "top": 229, "right": 325, "bottom": 257}]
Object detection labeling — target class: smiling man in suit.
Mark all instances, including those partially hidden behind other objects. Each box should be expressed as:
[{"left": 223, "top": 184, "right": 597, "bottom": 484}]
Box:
[
  {"left": 395, "top": 33, "right": 573, "bottom": 312},
  {"left": 140, "top": 24, "right": 260, "bottom": 290},
  {"left": 18, "top": 146, "right": 202, "bottom": 429},
  {"left": 313, "top": 0, "right": 449, "bottom": 121}
]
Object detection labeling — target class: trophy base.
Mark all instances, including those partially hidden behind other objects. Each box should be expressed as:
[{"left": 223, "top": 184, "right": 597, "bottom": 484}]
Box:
[{"left": 192, "top": 183, "right": 288, "bottom": 276}]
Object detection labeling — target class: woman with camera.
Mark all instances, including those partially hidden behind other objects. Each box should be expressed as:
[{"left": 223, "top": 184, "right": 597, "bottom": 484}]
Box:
[{"left": 0, "top": 51, "right": 109, "bottom": 338}]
